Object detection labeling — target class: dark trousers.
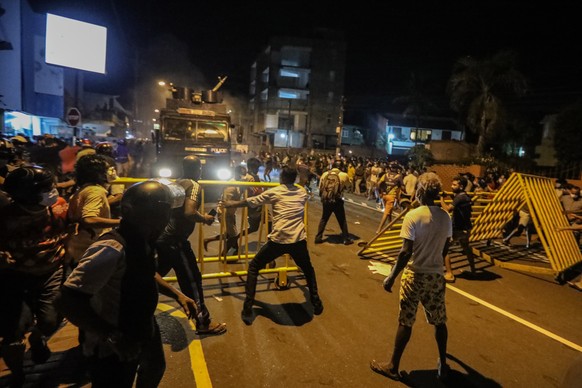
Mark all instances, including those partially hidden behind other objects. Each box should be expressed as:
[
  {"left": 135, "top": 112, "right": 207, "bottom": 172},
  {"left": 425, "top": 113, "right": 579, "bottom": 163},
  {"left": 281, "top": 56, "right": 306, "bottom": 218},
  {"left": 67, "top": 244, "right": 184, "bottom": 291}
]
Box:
[
  {"left": 244, "top": 240, "right": 319, "bottom": 307},
  {"left": 88, "top": 321, "right": 165, "bottom": 388},
  {"left": 155, "top": 238, "right": 210, "bottom": 328},
  {"left": 315, "top": 200, "right": 349, "bottom": 240}
]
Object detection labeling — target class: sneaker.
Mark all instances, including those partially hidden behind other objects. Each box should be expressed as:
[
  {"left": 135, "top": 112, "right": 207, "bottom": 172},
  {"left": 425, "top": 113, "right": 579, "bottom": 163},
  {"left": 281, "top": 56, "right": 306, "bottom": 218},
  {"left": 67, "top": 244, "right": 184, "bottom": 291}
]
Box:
[
  {"left": 311, "top": 297, "right": 324, "bottom": 315},
  {"left": 343, "top": 239, "right": 354, "bottom": 245},
  {"left": 195, "top": 321, "right": 227, "bottom": 336}
]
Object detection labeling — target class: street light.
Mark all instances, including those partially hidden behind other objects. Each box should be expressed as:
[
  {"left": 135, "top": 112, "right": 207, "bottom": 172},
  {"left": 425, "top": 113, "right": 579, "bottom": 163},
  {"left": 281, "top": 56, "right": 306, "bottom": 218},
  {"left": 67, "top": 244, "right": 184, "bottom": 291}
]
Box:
[{"left": 158, "top": 81, "right": 166, "bottom": 86}]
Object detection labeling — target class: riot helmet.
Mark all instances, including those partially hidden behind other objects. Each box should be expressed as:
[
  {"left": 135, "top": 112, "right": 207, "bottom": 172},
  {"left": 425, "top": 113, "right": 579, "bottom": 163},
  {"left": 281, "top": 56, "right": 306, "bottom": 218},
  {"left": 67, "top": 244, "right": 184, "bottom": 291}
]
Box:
[
  {"left": 3, "top": 166, "right": 55, "bottom": 205},
  {"left": 95, "top": 142, "right": 114, "bottom": 157},
  {"left": 121, "top": 180, "right": 174, "bottom": 239}
]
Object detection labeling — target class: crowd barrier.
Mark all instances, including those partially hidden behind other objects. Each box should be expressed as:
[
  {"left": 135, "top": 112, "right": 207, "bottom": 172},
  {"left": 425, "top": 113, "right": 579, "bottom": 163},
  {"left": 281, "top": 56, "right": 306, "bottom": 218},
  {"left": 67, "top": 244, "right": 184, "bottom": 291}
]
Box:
[
  {"left": 358, "top": 173, "right": 582, "bottom": 280},
  {"left": 115, "top": 178, "right": 306, "bottom": 288},
  {"left": 357, "top": 191, "right": 493, "bottom": 260}
]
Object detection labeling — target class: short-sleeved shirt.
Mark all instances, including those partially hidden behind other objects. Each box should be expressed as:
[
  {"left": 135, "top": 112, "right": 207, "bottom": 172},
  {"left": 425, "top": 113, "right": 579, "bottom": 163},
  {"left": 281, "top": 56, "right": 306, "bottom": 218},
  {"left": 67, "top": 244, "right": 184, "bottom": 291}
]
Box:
[
  {"left": 63, "top": 238, "right": 126, "bottom": 357},
  {"left": 452, "top": 192, "right": 473, "bottom": 231},
  {"left": 160, "top": 179, "right": 201, "bottom": 240},
  {"left": 400, "top": 205, "right": 452, "bottom": 274},
  {"left": 0, "top": 202, "right": 67, "bottom": 275},
  {"left": 403, "top": 173, "right": 417, "bottom": 196},
  {"left": 246, "top": 184, "right": 307, "bottom": 244},
  {"left": 319, "top": 168, "right": 351, "bottom": 194},
  {"left": 379, "top": 172, "right": 402, "bottom": 195},
  {"left": 66, "top": 184, "right": 112, "bottom": 262}
]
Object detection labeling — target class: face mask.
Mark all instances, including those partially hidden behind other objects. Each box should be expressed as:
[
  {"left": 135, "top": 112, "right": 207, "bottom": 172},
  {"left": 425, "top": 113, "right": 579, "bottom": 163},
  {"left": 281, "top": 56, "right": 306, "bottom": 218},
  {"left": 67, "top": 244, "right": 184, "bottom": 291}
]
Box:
[
  {"left": 106, "top": 167, "right": 118, "bottom": 183},
  {"left": 40, "top": 188, "right": 59, "bottom": 207}
]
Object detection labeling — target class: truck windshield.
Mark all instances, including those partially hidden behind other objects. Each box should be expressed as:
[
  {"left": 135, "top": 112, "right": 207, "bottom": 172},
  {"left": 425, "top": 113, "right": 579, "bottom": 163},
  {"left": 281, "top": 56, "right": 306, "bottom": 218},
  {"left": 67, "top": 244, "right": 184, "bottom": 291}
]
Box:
[{"left": 163, "top": 118, "right": 229, "bottom": 142}]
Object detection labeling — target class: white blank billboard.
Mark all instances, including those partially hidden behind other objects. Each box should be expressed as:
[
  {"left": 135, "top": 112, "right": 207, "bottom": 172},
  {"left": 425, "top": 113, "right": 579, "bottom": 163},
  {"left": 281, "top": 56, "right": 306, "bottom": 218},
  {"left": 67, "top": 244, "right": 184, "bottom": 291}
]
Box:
[{"left": 45, "top": 13, "right": 107, "bottom": 74}]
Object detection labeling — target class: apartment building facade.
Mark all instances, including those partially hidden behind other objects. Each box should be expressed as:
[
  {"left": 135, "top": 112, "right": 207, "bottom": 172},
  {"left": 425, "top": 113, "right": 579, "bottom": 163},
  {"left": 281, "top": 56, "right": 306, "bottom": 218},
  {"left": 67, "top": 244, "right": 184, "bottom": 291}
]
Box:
[{"left": 246, "top": 31, "right": 346, "bottom": 152}]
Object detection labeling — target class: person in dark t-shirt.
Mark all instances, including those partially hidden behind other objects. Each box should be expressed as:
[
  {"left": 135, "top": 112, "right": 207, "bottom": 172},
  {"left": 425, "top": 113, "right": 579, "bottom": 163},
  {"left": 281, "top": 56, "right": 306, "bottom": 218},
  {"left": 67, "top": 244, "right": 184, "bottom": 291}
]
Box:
[
  {"left": 440, "top": 175, "right": 476, "bottom": 282},
  {"left": 155, "top": 156, "right": 227, "bottom": 335}
]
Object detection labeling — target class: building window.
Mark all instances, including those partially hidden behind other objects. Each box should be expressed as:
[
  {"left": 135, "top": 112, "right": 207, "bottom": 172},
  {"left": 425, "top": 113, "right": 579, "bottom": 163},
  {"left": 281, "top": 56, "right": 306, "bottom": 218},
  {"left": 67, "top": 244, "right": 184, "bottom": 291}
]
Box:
[
  {"left": 261, "top": 68, "right": 269, "bottom": 83},
  {"left": 327, "top": 91, "right": 334, "bottom": 103},
  {"left": 418, "top": 129, "right": 432, "bottom": 141},
  {"left": 278, "top": 90, "right": 300, "bottom": 99},
  {"left": 392, "top": 127, "right": 402, "bottom": 140},
  {"left": 327, "top": 114, "right": 332, "bottom": 124}
]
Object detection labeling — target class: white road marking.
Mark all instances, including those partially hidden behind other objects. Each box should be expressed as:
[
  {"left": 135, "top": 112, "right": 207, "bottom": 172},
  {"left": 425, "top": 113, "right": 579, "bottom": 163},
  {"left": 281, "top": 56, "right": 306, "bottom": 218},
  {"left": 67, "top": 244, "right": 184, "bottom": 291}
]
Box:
[{"left": 447, "top": 285, "right": 582, "bottom": 353}]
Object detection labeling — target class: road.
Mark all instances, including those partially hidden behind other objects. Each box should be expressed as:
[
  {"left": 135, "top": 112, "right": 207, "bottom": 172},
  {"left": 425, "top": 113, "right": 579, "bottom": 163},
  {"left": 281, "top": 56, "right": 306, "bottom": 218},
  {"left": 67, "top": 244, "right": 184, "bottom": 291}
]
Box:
[{"left": 2, "top": 187, "right": 582, "bottom": 388}]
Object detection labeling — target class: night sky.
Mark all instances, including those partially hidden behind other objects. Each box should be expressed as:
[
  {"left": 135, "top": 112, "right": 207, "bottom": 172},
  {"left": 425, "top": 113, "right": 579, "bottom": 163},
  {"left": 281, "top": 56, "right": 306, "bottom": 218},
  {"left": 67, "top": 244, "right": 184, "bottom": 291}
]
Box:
[{"left": 29, "top": 0, "right": 582, "bottom": 114}]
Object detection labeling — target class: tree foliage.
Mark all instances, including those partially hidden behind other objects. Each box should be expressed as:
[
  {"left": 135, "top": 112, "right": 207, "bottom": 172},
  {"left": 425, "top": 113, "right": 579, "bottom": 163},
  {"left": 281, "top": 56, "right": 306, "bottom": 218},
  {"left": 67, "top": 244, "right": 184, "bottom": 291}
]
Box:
[
  {"left": 553, "top": 100, "right": 582, "bottom": 164},
  {"left": 447, "top": 50, "right": 528, "bottom": 156},
  {"left": 406, "top": 145, "right": 435, "bottom": 171}
]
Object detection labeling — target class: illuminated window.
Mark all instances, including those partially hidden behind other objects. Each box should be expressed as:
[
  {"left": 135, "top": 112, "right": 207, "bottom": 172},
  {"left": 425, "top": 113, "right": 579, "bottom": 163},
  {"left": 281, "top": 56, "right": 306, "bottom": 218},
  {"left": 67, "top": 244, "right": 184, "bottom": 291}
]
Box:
[{"left": 278, "top": 89, "right": 300, "bottom": 99}]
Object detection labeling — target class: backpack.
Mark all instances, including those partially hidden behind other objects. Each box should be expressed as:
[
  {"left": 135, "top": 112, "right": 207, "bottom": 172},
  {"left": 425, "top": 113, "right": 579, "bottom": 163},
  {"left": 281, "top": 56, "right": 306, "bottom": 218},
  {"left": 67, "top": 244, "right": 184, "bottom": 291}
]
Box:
[{"left": 320, "top": 170, "right": 342, "bottom": 203}]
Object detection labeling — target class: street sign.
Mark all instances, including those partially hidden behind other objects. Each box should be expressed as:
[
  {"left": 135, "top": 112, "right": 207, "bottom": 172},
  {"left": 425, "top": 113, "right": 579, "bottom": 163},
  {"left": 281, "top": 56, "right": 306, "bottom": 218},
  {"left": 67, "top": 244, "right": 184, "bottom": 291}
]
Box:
[{"left": 66, "top": 107, "right": 81, "bottom": 127}]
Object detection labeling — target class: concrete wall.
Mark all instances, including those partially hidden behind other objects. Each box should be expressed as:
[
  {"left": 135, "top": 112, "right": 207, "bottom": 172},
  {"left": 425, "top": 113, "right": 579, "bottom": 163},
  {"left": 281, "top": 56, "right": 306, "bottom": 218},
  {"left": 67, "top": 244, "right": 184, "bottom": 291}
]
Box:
[
  {"left": 429, "top": 164, "right": 485, "bottom": 190},
  {"left": 428, "top": 140, "right": 474, "bottom": 162}
]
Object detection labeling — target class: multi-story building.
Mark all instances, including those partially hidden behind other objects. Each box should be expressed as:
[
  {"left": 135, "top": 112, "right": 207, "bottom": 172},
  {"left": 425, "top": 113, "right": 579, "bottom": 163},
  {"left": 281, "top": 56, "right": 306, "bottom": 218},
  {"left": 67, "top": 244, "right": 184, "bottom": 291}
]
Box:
[{"left": 247, "top": 30, "right": 346, "bottom": 153}]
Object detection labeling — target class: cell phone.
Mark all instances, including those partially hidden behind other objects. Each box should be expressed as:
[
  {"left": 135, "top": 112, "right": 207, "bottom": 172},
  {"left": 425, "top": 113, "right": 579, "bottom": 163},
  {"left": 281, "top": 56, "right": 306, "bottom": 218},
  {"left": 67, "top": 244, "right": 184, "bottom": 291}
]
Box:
[{"left": 208, "top": 208, "right": 217, "bottom": 217}]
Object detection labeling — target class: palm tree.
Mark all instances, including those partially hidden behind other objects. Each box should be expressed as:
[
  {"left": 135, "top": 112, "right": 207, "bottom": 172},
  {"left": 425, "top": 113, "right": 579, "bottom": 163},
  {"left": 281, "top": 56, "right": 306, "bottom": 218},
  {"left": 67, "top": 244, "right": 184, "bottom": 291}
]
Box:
[
  {"left": 447, "top": 50, "right": 527, "bottom": 156},
  {"left": 393, "top": 72, "right": 438, "bottom": 143}
]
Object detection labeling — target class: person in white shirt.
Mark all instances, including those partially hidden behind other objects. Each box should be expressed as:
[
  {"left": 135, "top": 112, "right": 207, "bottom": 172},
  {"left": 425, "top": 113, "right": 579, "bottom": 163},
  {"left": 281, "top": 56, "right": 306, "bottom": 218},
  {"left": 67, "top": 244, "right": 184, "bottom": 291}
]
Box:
[
  {"left": 221, "top": 166, "right": 323, "bottom": 325},
  {"left": 370, "top": 172, "right": 453, "bottom": 382}
]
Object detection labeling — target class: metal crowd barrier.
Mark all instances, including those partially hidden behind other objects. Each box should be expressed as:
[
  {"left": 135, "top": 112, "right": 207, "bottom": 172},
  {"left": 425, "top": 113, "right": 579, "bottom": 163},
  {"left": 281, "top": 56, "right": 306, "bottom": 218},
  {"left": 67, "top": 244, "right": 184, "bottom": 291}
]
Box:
[
  {"left": 115, "top": 178, "right": 307, "bottom": 288},
  {"left": 470, "top": 173, "right": 582, "bottom": 277},
  {"left": 357, "top": 191, "right": 493, "bottom": 261}
]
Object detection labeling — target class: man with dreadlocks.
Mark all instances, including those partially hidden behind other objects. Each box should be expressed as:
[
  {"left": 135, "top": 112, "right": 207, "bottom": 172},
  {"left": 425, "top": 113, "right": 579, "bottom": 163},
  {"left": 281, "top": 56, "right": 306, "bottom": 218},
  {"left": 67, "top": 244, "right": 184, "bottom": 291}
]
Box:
[{"left": 370, "top": 172, "right": 453, "bottom": 382}]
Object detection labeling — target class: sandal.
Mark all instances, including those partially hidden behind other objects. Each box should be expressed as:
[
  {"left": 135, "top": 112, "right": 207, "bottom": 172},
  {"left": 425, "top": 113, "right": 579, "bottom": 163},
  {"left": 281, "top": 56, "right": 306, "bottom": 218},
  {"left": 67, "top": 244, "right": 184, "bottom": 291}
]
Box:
[
  {"left": 444, "top": 273, "right": 455, "bottom": 283},
  {"left": 369, "top": 360, "right": 401, "bottom": 381},
  {"left": 195, "top": 321, "right": 227, "bottom": 335}
]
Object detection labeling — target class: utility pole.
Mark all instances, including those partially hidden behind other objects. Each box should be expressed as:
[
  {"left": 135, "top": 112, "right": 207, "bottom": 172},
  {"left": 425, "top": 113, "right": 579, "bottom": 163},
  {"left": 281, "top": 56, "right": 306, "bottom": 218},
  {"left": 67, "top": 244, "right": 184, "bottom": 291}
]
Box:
[
  {"left": 335, "top": 95, "right": 345, "bottom": 157},
  {"left": 286, "top": 99, "right": 291, "bottom": 151}
]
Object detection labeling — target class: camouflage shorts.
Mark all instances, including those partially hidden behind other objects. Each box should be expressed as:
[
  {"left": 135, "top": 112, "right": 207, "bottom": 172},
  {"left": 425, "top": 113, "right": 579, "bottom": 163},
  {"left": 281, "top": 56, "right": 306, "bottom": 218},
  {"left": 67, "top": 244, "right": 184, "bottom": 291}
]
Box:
[{"left": 398, "top": 268, "right": 447, "bottom": 327}]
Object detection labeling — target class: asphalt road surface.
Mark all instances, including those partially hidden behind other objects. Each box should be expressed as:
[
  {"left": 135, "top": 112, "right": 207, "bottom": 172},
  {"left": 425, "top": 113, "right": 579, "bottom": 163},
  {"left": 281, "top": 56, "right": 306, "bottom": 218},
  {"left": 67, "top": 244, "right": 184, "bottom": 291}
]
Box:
[{"left": 2, "top": 189, "right": 582, "bottom": 388}]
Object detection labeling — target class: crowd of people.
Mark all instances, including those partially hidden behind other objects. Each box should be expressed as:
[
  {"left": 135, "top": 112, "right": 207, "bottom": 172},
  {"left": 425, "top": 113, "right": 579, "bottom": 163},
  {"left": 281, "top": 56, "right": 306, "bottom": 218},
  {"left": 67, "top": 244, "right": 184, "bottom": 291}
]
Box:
[{"left": 1, "top": 134, "right": 581, "bottom": 386}]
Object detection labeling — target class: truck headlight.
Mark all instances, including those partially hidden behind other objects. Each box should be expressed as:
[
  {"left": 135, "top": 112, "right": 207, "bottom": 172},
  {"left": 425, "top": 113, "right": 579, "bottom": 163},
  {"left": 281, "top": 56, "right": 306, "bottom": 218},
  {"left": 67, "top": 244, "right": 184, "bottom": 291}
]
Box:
[
  {"left": 217, "top": 168, "right": 231, "bottom": 180},
  {"left": 159, "top": 167, "right": 173, "bottom": 178}
]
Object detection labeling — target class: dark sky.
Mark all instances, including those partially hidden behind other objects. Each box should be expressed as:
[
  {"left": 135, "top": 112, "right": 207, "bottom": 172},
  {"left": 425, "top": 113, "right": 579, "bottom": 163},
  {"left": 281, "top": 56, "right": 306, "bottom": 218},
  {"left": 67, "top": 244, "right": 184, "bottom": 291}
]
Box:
[{"left": 29, "top": 0, "right": 582, "bottom": 113}]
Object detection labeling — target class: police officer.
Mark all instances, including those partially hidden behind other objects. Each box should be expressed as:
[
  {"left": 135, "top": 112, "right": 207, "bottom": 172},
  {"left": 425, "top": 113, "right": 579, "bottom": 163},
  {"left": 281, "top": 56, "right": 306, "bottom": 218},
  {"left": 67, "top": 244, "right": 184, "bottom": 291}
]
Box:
[{"left": 155, "top": 156, "right": 227, "bottom": 335}]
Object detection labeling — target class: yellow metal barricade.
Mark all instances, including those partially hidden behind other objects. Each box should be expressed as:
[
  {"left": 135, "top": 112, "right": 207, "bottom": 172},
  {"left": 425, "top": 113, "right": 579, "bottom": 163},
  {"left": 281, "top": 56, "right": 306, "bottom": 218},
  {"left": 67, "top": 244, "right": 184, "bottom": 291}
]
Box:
[
  {"left": 470, "top": 172, "right": 582, "bottom": 276},
  {"left": 114, "top": 179, "right": 308, "bottom": 288},
  {"left": 358, "top": 193, "right": 492, "bottom": 261}
]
